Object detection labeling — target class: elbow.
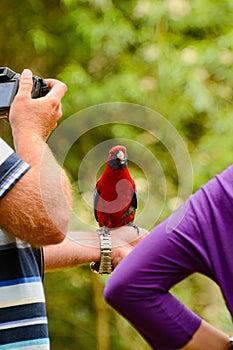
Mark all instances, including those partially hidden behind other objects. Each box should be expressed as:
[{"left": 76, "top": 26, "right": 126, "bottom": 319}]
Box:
[
  {"left": 43, "top": 228, "right": 66, "bottom": 246},
  {"left": 40, "top": 189, "right": 73, "bottom": 245},
  {"left": 26, "top": 223, "right": 66, "bottom": 247},
  {"left": 22, "top": 208, "right": 70, "bottom": 247},
  {"left": 104, "top": 275, "right": 125, "bottom": 309},
  {"left": 40, "top": 194, "right": 72, "bottom": 244},
  {"left": 36, "top": 209, "right": 70, "bottom": 246},
  {"left": 104, "top": 284, "right": 114, "bottom": 306}
]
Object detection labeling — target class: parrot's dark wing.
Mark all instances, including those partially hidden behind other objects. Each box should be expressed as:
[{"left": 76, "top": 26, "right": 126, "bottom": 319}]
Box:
[
  {"left": 93, "top": 187, "right": 100, "bottom": 223},
  {"left": 132, "top": 189, "right": 138, "bottom": 210}
]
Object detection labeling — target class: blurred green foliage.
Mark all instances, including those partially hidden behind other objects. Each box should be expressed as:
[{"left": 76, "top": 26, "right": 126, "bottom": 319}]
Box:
[{"left": 1, "top": 0, "right": 233, "bottom": 348}]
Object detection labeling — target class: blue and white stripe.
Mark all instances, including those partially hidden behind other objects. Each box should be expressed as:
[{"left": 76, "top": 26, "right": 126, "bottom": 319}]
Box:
[
  {"left": 0, "top": 279, "right": 45, "bottom": 308},
  {"left": 0, "top": 338, "right": 50, "bottom": 349},
  {"left": 0, "top": 317, "right": 48, "bottom": 331},
  {"left": 0, "top": 138, "right": 30, "bottom": 200}
]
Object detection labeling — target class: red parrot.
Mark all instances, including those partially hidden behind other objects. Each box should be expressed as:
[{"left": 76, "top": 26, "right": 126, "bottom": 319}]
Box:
[{"left": 94, "top": 145, "right": 138, "bottom": 229}]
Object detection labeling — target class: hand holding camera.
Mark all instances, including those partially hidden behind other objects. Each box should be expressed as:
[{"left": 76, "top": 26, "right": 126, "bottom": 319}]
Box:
[
  {"left": 0, "top": 67, "right": 49, "bottom": 118},
  {"left": 7, "top": 68, "right": 67, "bottom": 144}
]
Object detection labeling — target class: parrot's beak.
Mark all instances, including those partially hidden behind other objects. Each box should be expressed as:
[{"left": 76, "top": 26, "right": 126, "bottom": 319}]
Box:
[{"left": 116, "top": 150, "right": 125, "bottom": 164}]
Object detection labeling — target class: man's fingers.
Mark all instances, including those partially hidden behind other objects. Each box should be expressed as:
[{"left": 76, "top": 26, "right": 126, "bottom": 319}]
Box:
[
  {"left": 18, "top": 72, "right": 67, "bottom": 102},
  {"left": 45, "top": 79, "right": 67, "bottom": 101},
  {"left": 17, "top": 69, "right": 33, "bottom": 98}
]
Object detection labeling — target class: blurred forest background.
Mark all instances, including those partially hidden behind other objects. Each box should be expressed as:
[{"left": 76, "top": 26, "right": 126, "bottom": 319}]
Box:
[{"left": 1, "top": 0, "right": 233, "bottom": 349}]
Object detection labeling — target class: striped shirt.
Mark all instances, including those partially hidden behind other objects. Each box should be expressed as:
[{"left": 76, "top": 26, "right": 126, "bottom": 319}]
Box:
[
  {"left": 0, "top": 138, "right": 49, "bottom": 349},
  {"left": 0, "top": 138, "right": 30, "bottom": 200}
]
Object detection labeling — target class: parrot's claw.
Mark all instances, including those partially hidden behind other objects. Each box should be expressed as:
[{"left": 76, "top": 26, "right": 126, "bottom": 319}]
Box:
[
  {"left": 127, "top": 222, "right": 139, "bottom": 235},
  {"left": 97, "top": 226, "right": 110, "bottom": 235}
]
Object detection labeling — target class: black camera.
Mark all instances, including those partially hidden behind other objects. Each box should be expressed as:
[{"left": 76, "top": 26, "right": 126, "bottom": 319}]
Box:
[{"left": 0, "top": 67, "right": 49, "bottom": 117}]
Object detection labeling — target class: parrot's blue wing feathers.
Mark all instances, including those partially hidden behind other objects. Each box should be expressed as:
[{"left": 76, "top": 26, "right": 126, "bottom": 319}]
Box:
[
  {"left": 93, "top": 187, "right": 100, "bottom": 223},
  {"left": 132, "top": 189, "right": 138, "bottom": 209}
]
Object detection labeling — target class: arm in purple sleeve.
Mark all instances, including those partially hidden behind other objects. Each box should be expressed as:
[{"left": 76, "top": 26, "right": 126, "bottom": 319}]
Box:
[{"left": 104, "top": 163, "right": 233, "bottom": 349}]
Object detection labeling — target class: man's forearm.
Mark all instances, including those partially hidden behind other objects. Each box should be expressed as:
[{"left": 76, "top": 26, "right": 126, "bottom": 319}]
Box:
[{"left": 44, "top": 232, "right": 101, "bottom": 271}]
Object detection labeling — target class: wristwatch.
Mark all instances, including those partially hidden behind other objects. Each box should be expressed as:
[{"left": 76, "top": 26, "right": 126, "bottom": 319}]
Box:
[
  {"left": 229, "top": 336, "right": 233, "bottom": 349},
  {"left": 90, "top": 227, "right": 113, "bottom": 275}
]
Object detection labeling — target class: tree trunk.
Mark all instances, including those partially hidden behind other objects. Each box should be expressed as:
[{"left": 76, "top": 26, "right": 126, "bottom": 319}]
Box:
[{"left": 93, "top": 275, "right": 110, "bottom": 350}]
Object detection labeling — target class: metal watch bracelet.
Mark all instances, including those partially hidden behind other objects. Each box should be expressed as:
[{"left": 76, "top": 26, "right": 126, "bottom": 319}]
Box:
[
  {"left": 90, "top": 227, "right": 113, "bottom": 275},
  {"left": 229, "top": 336, "right": 233, "bottom": 350}
]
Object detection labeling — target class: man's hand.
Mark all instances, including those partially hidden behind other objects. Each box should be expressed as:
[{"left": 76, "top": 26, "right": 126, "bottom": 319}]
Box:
[{"left": 9, "top": 69, "right": 67, "bottom": 142}]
